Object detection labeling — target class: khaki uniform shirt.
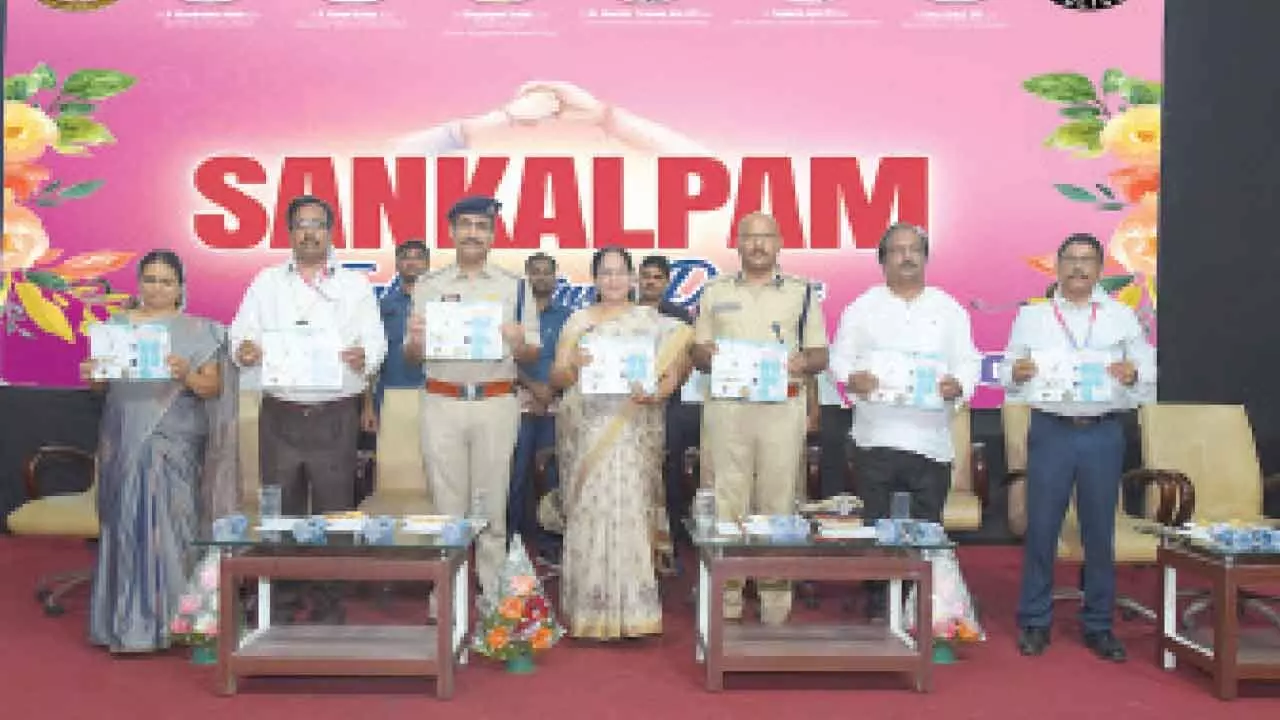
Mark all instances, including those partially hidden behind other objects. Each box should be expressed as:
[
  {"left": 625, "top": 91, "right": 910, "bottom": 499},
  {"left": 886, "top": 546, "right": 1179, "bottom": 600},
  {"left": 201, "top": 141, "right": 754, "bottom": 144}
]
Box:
[
  {"left": 694, "top": 272, "right": 829, "bottom": 378},
  {"left": 411, "top": 263, "right": 540, "bottom": 384}
]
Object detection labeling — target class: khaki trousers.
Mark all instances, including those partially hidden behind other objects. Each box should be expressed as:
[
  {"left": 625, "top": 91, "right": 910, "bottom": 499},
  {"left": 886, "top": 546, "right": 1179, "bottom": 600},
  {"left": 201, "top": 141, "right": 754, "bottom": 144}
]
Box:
[
  {"left": 420, "top": 392, "right": 520, "bottom": 597},
  {"left": 701, "top": 395, "right": 807, "bottom": 622}
]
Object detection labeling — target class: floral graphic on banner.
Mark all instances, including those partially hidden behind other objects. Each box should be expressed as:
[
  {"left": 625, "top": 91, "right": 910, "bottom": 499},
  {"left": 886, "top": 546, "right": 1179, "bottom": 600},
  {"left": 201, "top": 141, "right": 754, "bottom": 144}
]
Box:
[
  {"left": 2, "top": 64, "right": 136, "bottom": 384},
  {"left": 1021, "top": 68, "right": 1160, "bottom": 335}
]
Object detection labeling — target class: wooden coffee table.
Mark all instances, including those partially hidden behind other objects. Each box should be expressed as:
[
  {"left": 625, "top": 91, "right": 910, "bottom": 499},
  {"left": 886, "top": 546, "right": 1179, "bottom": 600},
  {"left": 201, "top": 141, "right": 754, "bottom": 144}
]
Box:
[
  {"left": 200, "top": 521, "right": 477, "bottom": 699},
  {"left": 690, "top": 527, "right": 939, "bottom": 692},
  {"left": 1156, "top": 536, "right": 1280, "bottom": 699}
]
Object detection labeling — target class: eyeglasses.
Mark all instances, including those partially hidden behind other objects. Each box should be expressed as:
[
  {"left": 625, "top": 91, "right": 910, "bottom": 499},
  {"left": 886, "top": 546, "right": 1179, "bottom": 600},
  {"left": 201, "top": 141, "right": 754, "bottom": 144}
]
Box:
[{"left": 292, "top": 219, "right": 330, "bottom": 231}]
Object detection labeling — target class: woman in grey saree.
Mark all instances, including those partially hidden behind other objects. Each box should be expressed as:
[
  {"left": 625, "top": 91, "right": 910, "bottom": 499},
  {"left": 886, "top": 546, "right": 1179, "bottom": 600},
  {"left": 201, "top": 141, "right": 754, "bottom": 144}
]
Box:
[{"left": 86, "top": 250, "right": 238, "bottom": 653}]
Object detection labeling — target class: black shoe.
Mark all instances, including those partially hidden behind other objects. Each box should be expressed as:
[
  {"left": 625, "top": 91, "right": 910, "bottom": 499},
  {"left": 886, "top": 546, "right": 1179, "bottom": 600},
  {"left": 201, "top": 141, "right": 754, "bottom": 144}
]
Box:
[
  {"left": 1083, "top": 630, "right": 1127, "bottom": 663},
  {"left": 1017, "top": 626, "right": 1051, "bottom": 656}
]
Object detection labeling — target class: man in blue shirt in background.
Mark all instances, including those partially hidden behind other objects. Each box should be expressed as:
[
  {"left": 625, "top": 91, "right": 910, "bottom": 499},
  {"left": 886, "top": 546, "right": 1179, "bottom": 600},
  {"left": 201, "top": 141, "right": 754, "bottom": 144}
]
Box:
[
  {"left": 509, "top": 252, "right": 571, "bottom": 566},
  {"left": 361, "top": 240, "right": 430, "bottom": 435}
]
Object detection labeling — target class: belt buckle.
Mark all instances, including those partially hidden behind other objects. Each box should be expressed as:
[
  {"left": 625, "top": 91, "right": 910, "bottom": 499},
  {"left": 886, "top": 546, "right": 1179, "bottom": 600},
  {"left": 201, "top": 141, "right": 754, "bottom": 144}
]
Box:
[{"left": 462, "top": 383, "right": 479, "bottom": 401}]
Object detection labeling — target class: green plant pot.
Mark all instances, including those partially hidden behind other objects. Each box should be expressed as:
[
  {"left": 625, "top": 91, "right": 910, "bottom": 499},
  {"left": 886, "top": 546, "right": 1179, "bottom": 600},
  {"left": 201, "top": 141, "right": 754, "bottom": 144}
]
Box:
[
  {"left": 505, "top": 652, "right": 535, "bottom": 674},
  {"left": 191, "top": 644, "right": 217, "bottom": 666},
  {"left": 932, "top": 641, "right": 957, "bottom": 665}
]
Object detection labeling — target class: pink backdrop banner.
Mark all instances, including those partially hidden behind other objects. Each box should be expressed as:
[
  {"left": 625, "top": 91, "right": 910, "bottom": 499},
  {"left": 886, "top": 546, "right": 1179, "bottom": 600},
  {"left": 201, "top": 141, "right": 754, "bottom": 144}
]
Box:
[{"left": 2, "top": 0, "right": 1163, "bottom": 405}]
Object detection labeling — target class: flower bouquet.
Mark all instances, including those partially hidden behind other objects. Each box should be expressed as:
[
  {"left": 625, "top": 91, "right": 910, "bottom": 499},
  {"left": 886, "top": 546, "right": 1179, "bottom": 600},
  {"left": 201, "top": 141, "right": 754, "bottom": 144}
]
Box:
[
  {"left": 169, "top": 550, "right": 221, "bottom": 665},
  {"left": 471, "top": 536, "right": 563, "bottom": 673},
  {"left": 905, "top": 549, "right": 985, "bottom": 664}
]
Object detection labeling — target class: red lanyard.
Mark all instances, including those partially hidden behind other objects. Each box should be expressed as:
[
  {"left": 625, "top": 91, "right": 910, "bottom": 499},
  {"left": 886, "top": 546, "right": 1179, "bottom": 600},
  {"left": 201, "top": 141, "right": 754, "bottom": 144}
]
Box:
[{"left": 1051, "top": 301, "right": 1098, "bottom": 351}]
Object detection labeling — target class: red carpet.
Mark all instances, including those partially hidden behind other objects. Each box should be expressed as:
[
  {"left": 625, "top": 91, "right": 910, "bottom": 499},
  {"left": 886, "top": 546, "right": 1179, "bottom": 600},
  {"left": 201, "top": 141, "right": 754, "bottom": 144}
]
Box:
[{"left": 2, "top": 537, "right": 1277, "bottom": 719}]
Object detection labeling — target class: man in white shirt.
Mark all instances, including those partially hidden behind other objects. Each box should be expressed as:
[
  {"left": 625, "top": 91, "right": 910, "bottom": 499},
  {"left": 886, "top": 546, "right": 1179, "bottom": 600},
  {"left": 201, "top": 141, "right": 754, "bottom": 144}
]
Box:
[
  {"left": 229, "top": 194, "right": 387, "bottom": 609},
  {"left": 830, "top": 223, "right": 981, "bottom": 616},
  {"left": 1003, "top": 233, "right": 1155, "bottom": 663}
]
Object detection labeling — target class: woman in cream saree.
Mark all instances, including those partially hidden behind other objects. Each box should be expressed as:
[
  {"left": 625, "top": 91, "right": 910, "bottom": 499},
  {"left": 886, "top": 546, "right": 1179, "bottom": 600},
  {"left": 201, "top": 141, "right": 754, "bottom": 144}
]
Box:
[{"left": 551, "top": 247, "right": 692, "bottom": 640}]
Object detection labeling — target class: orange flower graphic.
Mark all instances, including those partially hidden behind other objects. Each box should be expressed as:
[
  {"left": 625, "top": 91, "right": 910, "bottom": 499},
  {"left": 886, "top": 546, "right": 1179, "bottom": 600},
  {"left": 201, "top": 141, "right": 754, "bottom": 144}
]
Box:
[
  {"left": 1109, "top": 195, "right": 1158, "bottom": 277},
  {"left": 2, "top": 203, "right": 50, "bottom": 273}
]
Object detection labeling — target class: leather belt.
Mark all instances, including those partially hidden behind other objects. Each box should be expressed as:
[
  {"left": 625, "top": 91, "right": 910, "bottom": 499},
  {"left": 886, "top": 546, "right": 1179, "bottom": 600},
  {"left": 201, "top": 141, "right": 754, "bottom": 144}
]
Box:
[
  {"left": 425, "top": 379, "right": 516, "bottom": 401},
  {"left": 1034, "top": 409, "right": 1122, "bottom": 427}
]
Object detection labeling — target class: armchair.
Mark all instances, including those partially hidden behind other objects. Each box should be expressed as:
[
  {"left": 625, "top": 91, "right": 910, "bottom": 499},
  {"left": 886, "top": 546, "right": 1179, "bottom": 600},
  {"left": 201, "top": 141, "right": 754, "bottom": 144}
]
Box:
[
  {"left": 6, "top": 445, "right": 99, "bottom": 616},
  {"left": 1131, "top": 404, "right": 1280, "bottom": 631}
]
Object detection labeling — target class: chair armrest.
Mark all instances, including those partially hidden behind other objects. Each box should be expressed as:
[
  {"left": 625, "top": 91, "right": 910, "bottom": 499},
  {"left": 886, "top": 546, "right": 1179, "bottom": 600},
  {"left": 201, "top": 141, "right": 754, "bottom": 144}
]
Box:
[
  {"left": 24, "top": 445, "right": 96, "bottom": 501},
  {"left": 805, "top": 437, "right": 822, "bottom": 501},
  {"left": 971, "top": 443, "right": 990, "bottom": 505},
  {"left": 1264, "top": 473, "right": 1280, "bottom": 519},
  {"left": 1006, "top": 471, "right": 1027, "bottom": 538},
  {"left": 1121, "top": 468, "right": 1195, "bottom": 526}
]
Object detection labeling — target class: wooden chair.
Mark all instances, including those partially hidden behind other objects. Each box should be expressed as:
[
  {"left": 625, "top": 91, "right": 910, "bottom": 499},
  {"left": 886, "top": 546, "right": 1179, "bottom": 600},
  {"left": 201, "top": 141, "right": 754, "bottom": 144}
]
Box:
[
  {"left": 6, "top": 445, "right": 99, "bottom": 616},
  {"left": 1131, "top": 404, "right": 1280, "bottom": 630},
  {"left": 357, "top": 388, "right": 432, "bottom": 516}
]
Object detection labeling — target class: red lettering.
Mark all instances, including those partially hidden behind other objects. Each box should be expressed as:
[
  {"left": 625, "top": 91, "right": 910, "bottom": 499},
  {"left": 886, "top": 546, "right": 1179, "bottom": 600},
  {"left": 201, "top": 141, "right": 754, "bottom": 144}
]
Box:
[
  {"left": 809, "top": 157, "right": 929, "bottom": 250},
  {"left": 593, "top": 157, "right": 654, "bottom": 249},
  {"left": 729, "top": 157, "right": 805, "bottom": 249},
  {"left": 656, "top": 157, "right": 730, "bottom": 250},
  {"left": 508, "top": 157, "right": 586, "bottom": 250},
  {"left": 435, "top": 156, "right": 510, "bottom": 249},
  {"left": 272, "top": 158, "right": 346, "bottom": 249},
  {"left": 351, "top": 157, "right": 427, "bottom": 250},
  {"left": 193, "top": 157, "right": 268, "bottom": 250}
]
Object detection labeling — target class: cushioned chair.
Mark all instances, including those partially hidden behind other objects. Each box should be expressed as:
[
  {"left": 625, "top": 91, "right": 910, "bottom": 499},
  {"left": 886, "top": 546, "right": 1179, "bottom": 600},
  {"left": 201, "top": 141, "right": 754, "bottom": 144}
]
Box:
[
  {"left": 1132, "top": 404, "right": 1280, "bottom": 630},
  {"left": 944, "top": 404, "right": 988, "bottom": 531},
  {"left": 6, "top": 445, "right": 99, "bottom": 616},
  {"left": 1002, "top": 403, "right": 1172, "bottom": 621},
  {"left": 358, "top": 388, "right": 433, "bottom": 516},
  {"left": 237, "top": 390, "right": 262, "bottom": 513}
]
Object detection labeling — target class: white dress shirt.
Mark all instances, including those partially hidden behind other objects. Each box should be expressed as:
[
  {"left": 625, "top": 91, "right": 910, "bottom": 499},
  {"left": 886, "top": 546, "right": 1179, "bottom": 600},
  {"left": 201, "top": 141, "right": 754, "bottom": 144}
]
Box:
[
  {"left": 229, "top": 260, "right": 387, "bottom": 403},
  {"left": 1001, "top": 285, "right": 1155, "bottom": 416},
  {"left": 830, "top": 285, "right": 981, "bottom": 463}
]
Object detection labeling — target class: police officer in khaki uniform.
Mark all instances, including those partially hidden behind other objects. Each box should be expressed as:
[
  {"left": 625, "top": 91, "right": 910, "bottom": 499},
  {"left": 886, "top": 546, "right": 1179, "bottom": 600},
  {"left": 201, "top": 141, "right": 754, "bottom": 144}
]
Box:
[
  {"left": 692, "top": 212, "right": 829, "bottom": 625},
  {"left": 405, "top": 196, "right": 540, "bottom": 597}
]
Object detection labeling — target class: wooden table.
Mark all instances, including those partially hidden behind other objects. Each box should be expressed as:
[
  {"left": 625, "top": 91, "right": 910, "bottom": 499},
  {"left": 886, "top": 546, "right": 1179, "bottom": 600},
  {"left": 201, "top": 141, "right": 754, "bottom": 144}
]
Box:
[
  {"left": 1156, "top": 540, "right": 1280, "bottom": 699},
  {"left": 692, "top": 535, "right": 936, "bottom": 692},
  {"left": 205, "top": 526, "right": 475, "bottom": 699}
]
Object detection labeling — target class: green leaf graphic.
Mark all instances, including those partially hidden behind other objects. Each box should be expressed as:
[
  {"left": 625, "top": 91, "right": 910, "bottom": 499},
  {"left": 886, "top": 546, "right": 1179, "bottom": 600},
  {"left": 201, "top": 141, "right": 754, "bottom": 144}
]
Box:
[
  {"left": 1126, "top": 80, "right": 1162, "bottom": 106},
  {"left": 55, "top": 116, "right": 115, "bottom": 146},
  {"left": 1095, "top": 184, "right": 1116, "bottom": 199},
  {"left": 58, "top": 102, "right": 96, "bottom": 116},
  {"left": 31, "top": 63, "right": 57, "bottom": 90},
  {"left": 1098, "top": 202, "right": 1127, "bottom": 212},
  {"left": 25, "top": 271, "right": 70, "bottom": 291},
  {"left": 33, "top": 197, "right": 61, "bottom": 208},
  {"left": 1054, "top": 184, "right": 1099, "bottom": 203},
  {"left": 1059, "top": 105, "right": 1101, "bottom": 120},
  {"left": 1023, "top": 73, "right": 1098, "bottom": 104},
  {"left": 59, "top": 180, "right": 105, "bottom": 200},
  {"left": 62, "top": 69, "right": 136, "bottom": 100},
  {"left": 4, "top": 76, "right": 34, "bottom": 101},
  {"left": 1099, "top": 275, "right": 1136, "bottom": 293},
  {"left": 1101, "top": 68, "right": 1125, "bottom": 94},
  {"left": 1043, "top": 119, "right": 1105, "bottom": 156}
]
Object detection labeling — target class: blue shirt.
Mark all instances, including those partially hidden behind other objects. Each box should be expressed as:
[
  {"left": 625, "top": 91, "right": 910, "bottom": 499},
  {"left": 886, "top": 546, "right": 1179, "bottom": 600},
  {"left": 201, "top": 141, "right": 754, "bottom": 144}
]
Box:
[
  {"left": 374, "top": 279, "right": 426, "bottom": 412},
  {"left": 521, "top": 302, "right": 572, "bottom": 383}
]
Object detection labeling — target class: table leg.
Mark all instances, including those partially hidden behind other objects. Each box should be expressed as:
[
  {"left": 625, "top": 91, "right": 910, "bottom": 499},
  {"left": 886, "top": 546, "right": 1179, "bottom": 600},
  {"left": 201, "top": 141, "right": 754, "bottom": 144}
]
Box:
[
  {"left": 1158, "top": 564, "right": 1177, "bottom": 670},
  {"left": 706, "top": 565, "right": 724, "bottom": 692},
  {"left": 695, "top": 556, "right": 708, "bottom": 664},
  {"left": 436, "top": 562, "right": 455, "bottom": 700},
  {"left": 216, "top": 553, "right": 237, "bottom": 696},
  {"left": 1212, "top": 572, "right": 1239, "bottom": 700},
  {"left": 454, "top": 559, "right": 470, "bottom": 666}
]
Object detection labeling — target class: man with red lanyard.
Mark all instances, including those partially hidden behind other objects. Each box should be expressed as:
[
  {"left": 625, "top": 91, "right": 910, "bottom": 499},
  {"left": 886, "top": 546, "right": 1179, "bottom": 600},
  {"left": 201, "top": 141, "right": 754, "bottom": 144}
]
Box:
[{"left": 1003, "top": 233, "right": 1155, "bottom": 663}]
